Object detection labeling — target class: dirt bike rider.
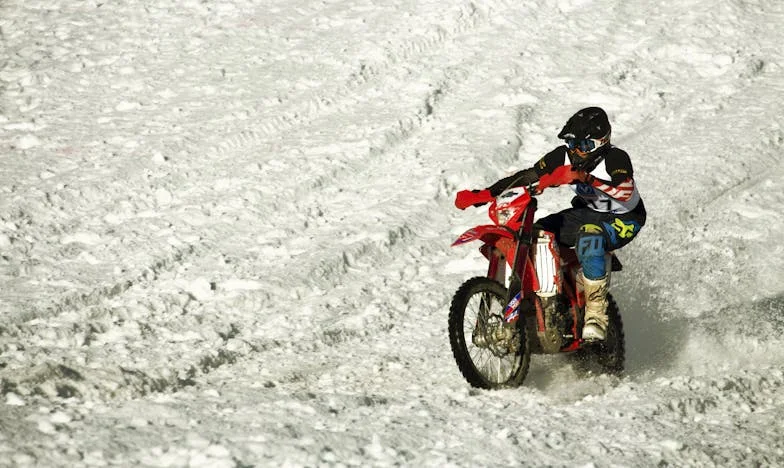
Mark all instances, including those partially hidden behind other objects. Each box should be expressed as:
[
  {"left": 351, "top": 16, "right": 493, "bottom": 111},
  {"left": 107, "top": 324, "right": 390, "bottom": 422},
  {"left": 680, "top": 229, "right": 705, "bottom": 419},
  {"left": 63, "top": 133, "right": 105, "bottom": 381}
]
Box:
[{"left": 469, "top": 107, "right": 646, "bottom": 341}]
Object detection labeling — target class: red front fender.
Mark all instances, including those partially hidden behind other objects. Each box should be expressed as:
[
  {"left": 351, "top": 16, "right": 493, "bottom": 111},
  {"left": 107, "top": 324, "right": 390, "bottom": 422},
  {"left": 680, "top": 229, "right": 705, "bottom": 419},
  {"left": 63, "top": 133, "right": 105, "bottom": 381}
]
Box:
[
  {"left": 453, "top": 225, "right": 518, "bottom": 283},
  {"left": 452, "top": 225, "right": 518, "bottom": 264},
  {"left": 451, "top": 225, "right": 515, "bottom": 247}
]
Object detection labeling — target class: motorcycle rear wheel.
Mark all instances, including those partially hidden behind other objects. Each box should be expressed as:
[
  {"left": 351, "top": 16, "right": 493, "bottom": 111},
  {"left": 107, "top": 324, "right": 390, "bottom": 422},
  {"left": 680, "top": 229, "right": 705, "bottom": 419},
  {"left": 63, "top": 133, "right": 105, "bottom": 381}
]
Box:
[
  {"left": 448, "top": 277, "right": 531, "bottom": 389},
  {"left": 572, "top": 294, "right": 625, "bottom": 376}
]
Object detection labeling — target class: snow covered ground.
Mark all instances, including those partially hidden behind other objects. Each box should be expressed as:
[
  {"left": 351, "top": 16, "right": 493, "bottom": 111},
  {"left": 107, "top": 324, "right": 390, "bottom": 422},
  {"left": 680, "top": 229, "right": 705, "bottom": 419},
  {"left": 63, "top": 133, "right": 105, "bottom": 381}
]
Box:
[{"left": 1, "top": 0, "right": 783, "bottom": 466}]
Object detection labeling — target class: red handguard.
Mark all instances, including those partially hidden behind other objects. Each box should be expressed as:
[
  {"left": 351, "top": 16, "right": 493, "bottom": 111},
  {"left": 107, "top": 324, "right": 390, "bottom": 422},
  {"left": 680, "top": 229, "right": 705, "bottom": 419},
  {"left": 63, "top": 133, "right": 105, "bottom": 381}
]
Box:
[
  {"left": 536, "top": 165, "right": 583, "bottom": 192},
  {"left": 455, "top": 189, "right": 492, "bottom": 210}
]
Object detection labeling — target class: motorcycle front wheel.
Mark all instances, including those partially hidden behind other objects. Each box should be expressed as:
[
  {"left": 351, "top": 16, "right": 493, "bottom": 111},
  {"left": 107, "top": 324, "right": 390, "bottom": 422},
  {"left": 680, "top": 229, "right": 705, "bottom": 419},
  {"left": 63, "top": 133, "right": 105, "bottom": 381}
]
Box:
[{"left": 448, "top": 277, "right": 530, "bottom": 389}]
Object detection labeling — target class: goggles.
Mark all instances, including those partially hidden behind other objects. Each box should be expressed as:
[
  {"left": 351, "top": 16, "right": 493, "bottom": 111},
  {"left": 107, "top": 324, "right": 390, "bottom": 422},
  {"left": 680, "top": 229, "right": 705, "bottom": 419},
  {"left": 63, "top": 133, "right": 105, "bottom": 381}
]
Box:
[{"left": 565, "top": 135, "right": 609, "bottom": 156}]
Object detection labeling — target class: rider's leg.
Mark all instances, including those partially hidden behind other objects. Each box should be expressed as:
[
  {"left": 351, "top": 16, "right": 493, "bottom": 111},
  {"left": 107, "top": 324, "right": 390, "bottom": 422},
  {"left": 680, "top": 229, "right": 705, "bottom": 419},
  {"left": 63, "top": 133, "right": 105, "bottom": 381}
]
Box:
[
  {"left": 576, "top": 224, "right": 609, "bottom": 341},
  {"left": 539, "top": 208, "right": 643, "bottom": 341}
]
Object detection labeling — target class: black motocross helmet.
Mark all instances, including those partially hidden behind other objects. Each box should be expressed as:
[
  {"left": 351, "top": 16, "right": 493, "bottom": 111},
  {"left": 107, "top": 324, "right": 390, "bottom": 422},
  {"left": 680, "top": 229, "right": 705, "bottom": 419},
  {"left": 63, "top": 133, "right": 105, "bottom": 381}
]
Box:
[{"left": 558, "top": 107, "right": 612, "bottom": 169}]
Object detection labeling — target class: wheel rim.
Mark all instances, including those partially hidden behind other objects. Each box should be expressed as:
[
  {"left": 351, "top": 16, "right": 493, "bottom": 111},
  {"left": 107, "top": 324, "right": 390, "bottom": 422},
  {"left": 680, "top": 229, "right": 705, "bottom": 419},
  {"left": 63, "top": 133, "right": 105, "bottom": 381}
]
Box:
[{"left": 462, "top": 291, "right": 522, "bottom": 385}]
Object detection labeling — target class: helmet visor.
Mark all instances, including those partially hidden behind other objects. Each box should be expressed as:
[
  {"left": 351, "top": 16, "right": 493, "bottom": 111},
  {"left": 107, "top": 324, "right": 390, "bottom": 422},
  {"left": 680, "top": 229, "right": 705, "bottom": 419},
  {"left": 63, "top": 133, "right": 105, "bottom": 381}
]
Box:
[
  {"left": 565, "top": 135, "right": 609, "bottom": 157},
  {"left": 565, "top": 138, "right": 596, "bottom": 153}
]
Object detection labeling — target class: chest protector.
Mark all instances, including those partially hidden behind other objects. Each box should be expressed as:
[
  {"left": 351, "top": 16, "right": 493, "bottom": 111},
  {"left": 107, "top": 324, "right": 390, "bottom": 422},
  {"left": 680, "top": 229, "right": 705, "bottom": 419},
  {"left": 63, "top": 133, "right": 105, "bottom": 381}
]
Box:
[{"left": 564, "top": 151, "right": 641, "bottom": 214}]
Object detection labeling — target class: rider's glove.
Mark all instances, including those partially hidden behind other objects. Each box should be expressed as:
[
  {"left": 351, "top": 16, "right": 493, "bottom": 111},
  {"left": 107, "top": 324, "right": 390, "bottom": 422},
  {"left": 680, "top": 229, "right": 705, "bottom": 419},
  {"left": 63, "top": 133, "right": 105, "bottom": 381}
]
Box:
[
  {"left": 455, "top": 189, "right": 491, "bottom": 210},
  {"left": 569, "top": 169, "right": 594, "bottom": 185},
  {"left": 537, "top": 166, "right": 596, "bottom": 193}
]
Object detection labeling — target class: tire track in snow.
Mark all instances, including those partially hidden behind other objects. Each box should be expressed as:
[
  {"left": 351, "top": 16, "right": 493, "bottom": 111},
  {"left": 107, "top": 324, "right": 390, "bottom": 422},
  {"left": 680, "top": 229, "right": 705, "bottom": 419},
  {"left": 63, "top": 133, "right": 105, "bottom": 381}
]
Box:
[
  {"left": 0, "top": 59, "right": 496, "bottom": 406},
  {"left": 0, "top": 2, "right": 347, "bottom": 320},
  {"left": 196, "top": 105, "right": 531, "bottom": 397},
  {"left": 115, "top": 2, "right": 544, "bottom": 397},
  {"left": 0, "top": 242, "right": 230, "bottom": 400},
  {"left": 0, "top": 1, "right": 484, "bottom": 327},
  {"left": 197, "top": 30, "right": 487, "bottom": 318},
  {"left": 0, "top": 257, "right": 261, "bottom": 401},
  {"left": 1, "top": 242, "right": 203, "bottom": 325},
  {"left": 0, "top": 0, "right": 332, "bottom": 312},
  {"left": 0, "top": 0, "right": 475, "bottom": 338},
  {"left": 0, "top": 84, "right": 452, "bottom": 402},
  {"left": 211, "top": 2, "right": 485, "bottom": 156},
  {"left": 0, "top": 3, "right": 493, "bottom": 403}
]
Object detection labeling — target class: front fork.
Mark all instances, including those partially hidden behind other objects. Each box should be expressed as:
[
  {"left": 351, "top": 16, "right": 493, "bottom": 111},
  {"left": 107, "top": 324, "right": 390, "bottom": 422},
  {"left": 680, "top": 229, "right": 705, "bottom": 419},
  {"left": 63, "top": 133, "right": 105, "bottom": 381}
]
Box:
[{"left": 480, "top": 244, "right": 507, "bottom": 286}]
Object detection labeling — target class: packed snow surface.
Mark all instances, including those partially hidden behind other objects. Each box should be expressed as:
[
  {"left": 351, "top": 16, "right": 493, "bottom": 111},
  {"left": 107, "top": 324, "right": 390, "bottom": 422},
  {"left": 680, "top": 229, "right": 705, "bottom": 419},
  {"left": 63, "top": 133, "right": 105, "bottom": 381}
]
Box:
[{"left": 1, "top": 0, "right": 784, "bottom": 466}]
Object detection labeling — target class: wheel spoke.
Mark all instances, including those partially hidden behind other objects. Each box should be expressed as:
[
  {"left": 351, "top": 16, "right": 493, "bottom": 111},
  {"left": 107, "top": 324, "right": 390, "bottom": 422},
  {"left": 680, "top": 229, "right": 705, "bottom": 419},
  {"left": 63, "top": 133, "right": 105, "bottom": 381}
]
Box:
[
  {"left": 463, "top": 292, "right": 519, "bottom": 384},
  {"left": 449, "top": 277, "right": 530, "bottom": 388}
]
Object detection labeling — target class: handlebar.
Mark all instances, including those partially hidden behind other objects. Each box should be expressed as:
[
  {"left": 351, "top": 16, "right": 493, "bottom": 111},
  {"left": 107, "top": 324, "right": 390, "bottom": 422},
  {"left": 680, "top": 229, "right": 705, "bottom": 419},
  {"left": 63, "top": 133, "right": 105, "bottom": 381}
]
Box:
[{"left": 454, "top": 165, "right": 579, "bottom": 210}]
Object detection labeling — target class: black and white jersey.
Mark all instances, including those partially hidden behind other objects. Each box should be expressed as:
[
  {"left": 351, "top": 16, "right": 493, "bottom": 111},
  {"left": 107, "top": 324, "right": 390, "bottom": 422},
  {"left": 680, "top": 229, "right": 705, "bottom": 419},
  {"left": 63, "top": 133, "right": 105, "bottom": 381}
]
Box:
[{"left": 492, "top": 145, "right": 643, "bottom": 215}]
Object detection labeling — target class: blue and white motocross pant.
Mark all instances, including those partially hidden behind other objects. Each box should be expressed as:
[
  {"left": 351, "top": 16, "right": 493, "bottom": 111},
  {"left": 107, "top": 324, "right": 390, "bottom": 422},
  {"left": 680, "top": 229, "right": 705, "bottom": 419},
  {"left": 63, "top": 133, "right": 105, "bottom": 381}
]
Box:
[{"left": 535, "top": 201, "right": 646, "bottom": 280}]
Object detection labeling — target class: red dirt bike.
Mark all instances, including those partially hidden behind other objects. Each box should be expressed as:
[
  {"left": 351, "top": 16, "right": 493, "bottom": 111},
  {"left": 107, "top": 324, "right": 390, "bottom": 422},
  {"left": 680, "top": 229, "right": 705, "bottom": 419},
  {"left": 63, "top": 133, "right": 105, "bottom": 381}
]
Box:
[{"left": 449, "top": 166, "right": 625, "bottom": 389}]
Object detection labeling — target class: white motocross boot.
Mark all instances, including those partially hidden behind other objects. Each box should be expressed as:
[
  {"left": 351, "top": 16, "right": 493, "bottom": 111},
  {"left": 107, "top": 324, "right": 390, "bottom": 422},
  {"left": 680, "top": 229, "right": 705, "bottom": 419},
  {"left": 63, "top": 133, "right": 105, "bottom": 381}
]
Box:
[{"left": 578, "top": 272, "right": 609, "bottom": 342}]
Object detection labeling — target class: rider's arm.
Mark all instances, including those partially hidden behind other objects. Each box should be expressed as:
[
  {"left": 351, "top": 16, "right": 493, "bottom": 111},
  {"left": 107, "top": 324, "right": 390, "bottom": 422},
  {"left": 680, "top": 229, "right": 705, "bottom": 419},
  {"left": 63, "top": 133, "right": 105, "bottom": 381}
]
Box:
[
  {"left": 587, "top": 148, "right": 636, "bottom": 201},
  {"left": 486, "top": 147, "right": 566, "bottom": 196}
]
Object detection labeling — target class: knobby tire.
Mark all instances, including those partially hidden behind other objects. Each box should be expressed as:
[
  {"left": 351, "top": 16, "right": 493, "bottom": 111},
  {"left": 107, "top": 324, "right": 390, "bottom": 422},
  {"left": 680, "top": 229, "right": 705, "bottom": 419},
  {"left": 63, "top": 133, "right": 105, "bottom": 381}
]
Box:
[{"left": 448, "top": 277, "right": 531, "bottom": 389}]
